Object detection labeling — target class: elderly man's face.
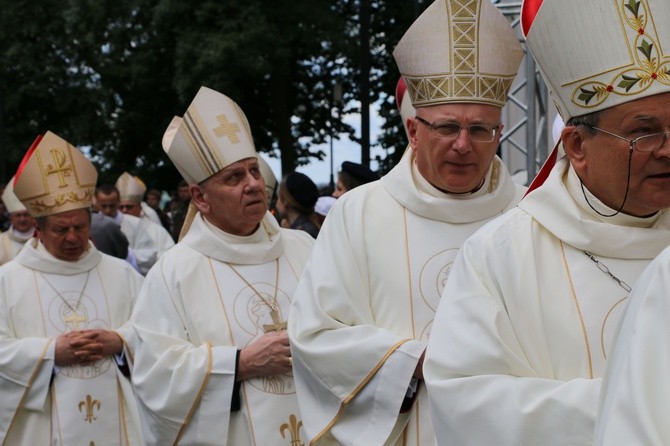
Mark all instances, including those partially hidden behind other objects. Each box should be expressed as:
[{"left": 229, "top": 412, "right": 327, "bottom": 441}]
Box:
[
  {"left": 191, "top": 158, "right": 267, "bottom": 236},
  {"left": 10, "top": 211, "right": 35, "bottom": 233},
  {"left": 37, "top": 208, "right": 91, "bottom": 261},
  {"left": 565, "top": 91, "right": 670, "bottom": 217},
  {"left": 409, "top": 103, "right": 502, "bottom": 194},
  {"left": 95, "top": 191, "right": 119, "bottom": 218}
]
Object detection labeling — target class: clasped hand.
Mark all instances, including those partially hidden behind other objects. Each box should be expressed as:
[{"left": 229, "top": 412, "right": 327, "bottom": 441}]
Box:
[{"left": 55, "top": 329, "right": 123, "bottom": 367}]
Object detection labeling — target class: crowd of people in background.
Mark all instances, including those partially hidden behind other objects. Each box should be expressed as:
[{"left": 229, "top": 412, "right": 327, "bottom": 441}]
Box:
[{"left": 0, "top": 158, "right": 380, "bottom": 270}]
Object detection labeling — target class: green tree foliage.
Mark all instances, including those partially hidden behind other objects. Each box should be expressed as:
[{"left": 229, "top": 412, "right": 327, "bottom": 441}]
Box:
[{"left": 0, "top": 0, "right": 427, "bottom": 190}]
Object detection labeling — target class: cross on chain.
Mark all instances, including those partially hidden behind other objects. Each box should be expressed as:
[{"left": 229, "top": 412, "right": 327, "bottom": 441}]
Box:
[
  {"left": 65, "top": 311, "right": 87, "bottom": 330},
  {"left": 263, "top": 307, "right": 288, "bottom": 333}
]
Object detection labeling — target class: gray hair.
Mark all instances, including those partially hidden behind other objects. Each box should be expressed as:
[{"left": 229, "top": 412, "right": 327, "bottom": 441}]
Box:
[{"left": 566, "top": 110, "right": 604, "bottom": 136}]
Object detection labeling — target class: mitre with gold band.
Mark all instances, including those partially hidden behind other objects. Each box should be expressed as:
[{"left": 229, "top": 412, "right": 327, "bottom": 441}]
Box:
[
  {"left": 13, "top": 132, "right": 97, "bottom": 217},
  {"left": 393, "top": 0, "right": 524, "bottom": 109},
  {"left": 522, "top": 0, "right": 670, "bottom": 120},
  {"left": 162, "top": 86, "right": 257, "bottom": 184},
  {"left": 116, "top": 172, "right": 146, "bottom": 203}
]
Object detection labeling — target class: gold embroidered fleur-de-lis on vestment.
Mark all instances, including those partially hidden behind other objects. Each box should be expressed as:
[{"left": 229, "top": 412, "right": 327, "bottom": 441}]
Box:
[
  {"left": 78, "top": 394, "right": 101, "bottom": 423},
  {"left": 280, "top": 413, "right": 304, "bottom": 446}
]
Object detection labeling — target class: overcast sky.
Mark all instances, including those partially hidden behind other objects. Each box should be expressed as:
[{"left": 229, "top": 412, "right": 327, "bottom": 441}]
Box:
[{"left": 263, "top": 103, "right": 389, "bottom": 188}]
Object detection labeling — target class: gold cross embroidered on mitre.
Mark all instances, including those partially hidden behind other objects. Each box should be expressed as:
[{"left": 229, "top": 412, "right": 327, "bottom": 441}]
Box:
[{"left": 213, "top": 114, "right": 241, "bottom": 144}]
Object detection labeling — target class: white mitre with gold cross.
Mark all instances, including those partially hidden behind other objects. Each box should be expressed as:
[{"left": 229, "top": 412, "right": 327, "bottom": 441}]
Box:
[
  {"left": 13, "top": 132, "right": 97, "bottom": 217},
  {"left": 522, "top": 0, "right": 670, "bottom": 119},
  {"left": 1, "top": 176, "right": 27, "bottom": 214},
  {"left": 393, "top": 0, "right": 524, "bottom": 109},
  {"left": 116, "top": 172, "right": 146, "bottom": 203},
  {"left": 162, "top": 86, "right": 257, "bottom": 184}
]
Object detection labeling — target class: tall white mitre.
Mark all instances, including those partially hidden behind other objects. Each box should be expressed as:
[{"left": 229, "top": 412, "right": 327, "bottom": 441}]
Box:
[
  {"left": 13, "top": 132, "right": 97, "bottom": 217},
  {"left": 393, "top": 0, "right": 524, "bottom": 109},
  {"left": 2, "top": 176, "right": 27, "bottom": 214},
  {"left": 116, "top": 172, "right": 146, "bottom": 203},
  {"left": 162, "top": 86, "right": 258, "bottom": 184},
  {"left": 522, "top": 0, "right": 670, "bottom": 119}
]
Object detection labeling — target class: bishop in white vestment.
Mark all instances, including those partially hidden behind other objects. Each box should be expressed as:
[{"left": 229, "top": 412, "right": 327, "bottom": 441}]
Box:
[
  {"left": 424, "top": 0, "right": 670, "bottom": 444},
  {"left": 0, "top": 131, "right": 144, "bottom": 445},
  {"left": 131, "top": 212, "right": 313, "bottom": 445},
  {"left": 130, "top": 87, "right": 315, "bottom": 445},
  {"left": 288, "top": 2, "right": 525, "bottom": 443},
  {"left": 423, "top": 157, "right": 670, "bottom": 445},
  {"left": 0, "top": 238, "right": 144, "bottom": 445}
]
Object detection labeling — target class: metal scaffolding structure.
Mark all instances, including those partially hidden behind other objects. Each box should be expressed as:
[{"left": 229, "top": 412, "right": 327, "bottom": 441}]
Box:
[{"left": 493, "top": 0, "right": 552, "bottom": 184}]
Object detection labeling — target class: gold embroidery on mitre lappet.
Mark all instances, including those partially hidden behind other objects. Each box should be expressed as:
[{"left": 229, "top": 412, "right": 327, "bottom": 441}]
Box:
[{"left": 572, "top": 0, "right": 670, "bottom": 108}]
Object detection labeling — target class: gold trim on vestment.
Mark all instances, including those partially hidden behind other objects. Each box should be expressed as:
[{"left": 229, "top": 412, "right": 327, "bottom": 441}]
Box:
[
  {"left": 403, "top": 207, "right": 417, "bottom": 339},
  {"left": 560, "top": 241, "right": 594, "bottom": 379},
  {"left": 174, "top": 341, "right": 213, "bottom": 445},
  {"left": 2, "top": 338, "right": 54, "bottom": 446},
  {"left": 310, "top": 339, "right": 413, "bottom": 445},
  {"left": 117, "top": 374, "right": 130, "bottom": 445}
]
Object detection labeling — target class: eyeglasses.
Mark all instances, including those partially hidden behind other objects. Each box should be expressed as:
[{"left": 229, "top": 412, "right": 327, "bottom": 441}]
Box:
[
  {"left": 414, "top": 116, "right": 500, "bottom": 142},
  {"left": 587, "top": 125, "right": 670, "bottom": 153}
]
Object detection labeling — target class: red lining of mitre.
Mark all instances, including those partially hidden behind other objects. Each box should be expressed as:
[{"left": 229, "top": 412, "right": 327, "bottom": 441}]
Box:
[
  {"left": 395, "top": 77, "right": 407, "bottom": 110},
  {"left": 14, "top": 134, "right": 43, "bottom": 187},
  {"left": 521, "top": 0, "right": 544, "bottom": 36},
  {"left": 523, "top": 142, "right": 559, "bottom": 198}
]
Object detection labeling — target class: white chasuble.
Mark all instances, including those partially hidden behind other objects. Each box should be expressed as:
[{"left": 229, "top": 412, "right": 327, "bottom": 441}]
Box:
[
  {"left": 0, "top": 229, "right": 32, "bottom": 265},
  {"left": 0, "top": 239, "right": 142, "bottom": 446},
  {"left": 595, "top": 246, "right": 670, "bottom": 445},
  {"left": 289, "top": 150, "right": 525, "bottom": 445},
  {"left": 130, "top": 212, "right": 314, "bottom": 445},
  {"left": 423, "top": 156, "right": 670, "bottom": 446}
]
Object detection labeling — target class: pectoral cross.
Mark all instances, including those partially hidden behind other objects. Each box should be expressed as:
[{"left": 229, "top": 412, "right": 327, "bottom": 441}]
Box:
[
  {"left": 65, "top": 311, "right": 86, "bottom": 330},
  {"left": 263, "top": 308, "right": 287, "bottom": 333}
]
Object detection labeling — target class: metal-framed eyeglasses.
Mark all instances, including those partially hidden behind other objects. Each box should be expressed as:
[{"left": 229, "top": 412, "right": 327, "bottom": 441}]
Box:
[
  {"left": 414, "top": 116, "right": 501, "bottom": 143},
  {"left": 587, "top": 125, "right": 670, "bottom": 153}
]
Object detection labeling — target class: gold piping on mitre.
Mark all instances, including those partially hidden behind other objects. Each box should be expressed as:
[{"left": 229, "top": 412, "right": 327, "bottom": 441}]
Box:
[
  {"left": 115, "top": 172, "right": 146, "bottom": 203},
  {"left": 2, "top": 176, "right": 27, "bottom": 214},
  {"left": 162, "top": 86, "right": 258, "bottom": 184},
  {"left": 525, "top": 0, "right": 670, "bottom": 119},
  {"left": 393, "top": 0, "right": 523, "bottom": 108},
  {"left": 13, "top": 132, "right": 97, "bottom": 217}
]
